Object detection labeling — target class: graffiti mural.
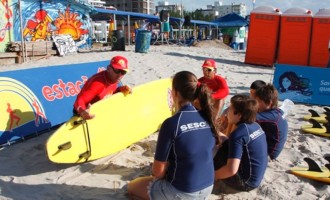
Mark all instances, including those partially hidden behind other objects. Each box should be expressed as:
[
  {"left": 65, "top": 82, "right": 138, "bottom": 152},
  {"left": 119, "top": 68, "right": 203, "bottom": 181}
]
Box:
[
  {"left": 13, "top": 1, "right": 91, "bottom": 45},
  {"left": 53, "top": 6, "right": 89, "bottom": 40},
  {"left": 23, "top": 9, "right": 53, "bottom": 41},
  {"left": 0, "top": 0, "right": 13, "bottom": 51}
]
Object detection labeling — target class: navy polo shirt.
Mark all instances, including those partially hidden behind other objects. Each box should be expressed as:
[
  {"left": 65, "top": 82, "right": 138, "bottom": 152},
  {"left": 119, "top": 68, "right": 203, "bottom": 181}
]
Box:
[
  {"left": 154, "top": 104, "right": 216, "bottom": 193},
  {"left": 257, "top": 108, "right": 288, "bottom": 160},
  {"left": 228, "top": 122, "right": 268, "bottom": 188}
]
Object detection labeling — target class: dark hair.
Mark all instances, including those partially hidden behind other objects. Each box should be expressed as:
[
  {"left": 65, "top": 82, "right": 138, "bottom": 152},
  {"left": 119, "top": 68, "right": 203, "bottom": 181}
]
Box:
[
  {"left": 255, "top": 84, "right": 278, "bottom": 108},
  {"left": 279, "top": 71, "right": 304, "bottom": 92},
  {"left": 230, "top": 94, "right": 258, "bottom": 124},
  {"left": 250, "top": 80, "right": 266, "bottom": 90},
  {"left": 172, "top": 71, "right": 217, "bottom": 136}
]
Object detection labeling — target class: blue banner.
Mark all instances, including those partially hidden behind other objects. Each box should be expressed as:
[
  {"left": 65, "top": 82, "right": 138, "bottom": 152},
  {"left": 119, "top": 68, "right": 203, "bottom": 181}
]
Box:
[
  {"left": 273, "top": 64, "right": 330, "bottom": 106},
  {"left": 0, "top": 60, "right": 109, "bottom": 145}
]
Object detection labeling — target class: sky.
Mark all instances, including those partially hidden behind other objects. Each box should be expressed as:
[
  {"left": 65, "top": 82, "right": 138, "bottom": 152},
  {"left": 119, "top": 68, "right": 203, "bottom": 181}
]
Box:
[{"left": 161, "top": 0, "right": 330, "bottom": 15}]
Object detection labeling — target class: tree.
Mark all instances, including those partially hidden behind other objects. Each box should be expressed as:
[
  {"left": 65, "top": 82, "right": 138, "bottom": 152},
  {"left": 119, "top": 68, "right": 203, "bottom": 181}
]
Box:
[{"left": 180, "top": 9, "right": 215, "bottom": 21}]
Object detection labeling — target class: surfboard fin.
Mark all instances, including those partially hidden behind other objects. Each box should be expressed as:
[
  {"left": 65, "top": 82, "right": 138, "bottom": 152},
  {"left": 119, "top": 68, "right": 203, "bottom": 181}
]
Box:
[
  {"left": 303, "top": 157, "right": 323, "bottom": 172},
  {"left": 324, "top": 155, "right": 330, "bottom": 164},
  {"left": 58, "top": 141, "right": 72, "bottom": 151},
  {"left": 324, "top": 107, "right": 330, "bottom": 114},
  {"left": 308, "top": 109, "right": 321, "bottom": 117},
  {"left": 326, "top": 116, "right": 330, "bottom": 123},
  {"left": 308, "top": 118, "right": 323, "bottom": 129},
  {"left": 79, "top": 151, "right": 91, "bottom": 160},
  {"left": 51, "top": 142, "right": 72, "bottom": 156},
  {"left": 73, "top": 120, "right": 86, "bottom": 126},
  {"left": 325, "top": 164, "right": 330, "bottom": 172}
]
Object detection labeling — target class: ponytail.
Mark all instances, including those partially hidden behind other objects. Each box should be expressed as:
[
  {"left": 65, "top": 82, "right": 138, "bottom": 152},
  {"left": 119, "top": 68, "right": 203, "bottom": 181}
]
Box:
[
  {"left": 195, "top": 83, "right": 218, "bottom": 140},
  {"left": 172, "top": 71, "right": 218, "bottom": 141}
]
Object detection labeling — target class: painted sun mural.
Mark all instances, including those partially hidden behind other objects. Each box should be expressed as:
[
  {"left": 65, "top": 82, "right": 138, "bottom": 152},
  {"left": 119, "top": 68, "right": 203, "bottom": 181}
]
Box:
[
  {"left": 13, "top": 1, "right": 90, "bottom": 43},
  {"left": 53, "top": 6, "right": 89, "bottom": 40}
]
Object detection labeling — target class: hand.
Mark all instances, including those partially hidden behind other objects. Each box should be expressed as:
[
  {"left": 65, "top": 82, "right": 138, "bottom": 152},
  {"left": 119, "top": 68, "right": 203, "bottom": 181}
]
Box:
[
  {"left": 120, "top": 85, "right": 132, "bottom": 95},
  {"left": 79, "top": 104, "right": 95, "bottom": 120}
]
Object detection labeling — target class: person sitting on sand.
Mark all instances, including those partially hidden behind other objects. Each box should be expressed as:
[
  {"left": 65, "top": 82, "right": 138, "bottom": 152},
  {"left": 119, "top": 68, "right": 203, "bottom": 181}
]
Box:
[
  {"left": 73, "top": 55, "right": 132, "bottom": 120},
  {"left": 127, "top": 71, "right": 217, "bottom": 200},
  {"left": 250, "top": 80, "right": 266, "bottom": 99},
  {"left": 218, "top": 80, "right": 266, "bottom": 136},
  {"left": 213, "top": 94, "right": 268, "bottom": 192},
  {"left": 254, "top": 83, "right": 288, "bottom": 160},
  {"left": 198, "top": 59, "right": 229, "bottom": 119}
]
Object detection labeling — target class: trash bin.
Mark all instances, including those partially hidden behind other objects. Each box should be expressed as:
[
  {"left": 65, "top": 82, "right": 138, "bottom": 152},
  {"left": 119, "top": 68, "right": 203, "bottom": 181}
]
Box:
[
  {"left": 239, "top": 42, "right": 245, "bottom": 50},
  {"left": 135, "top": 30, "right": 152, "bottom": 53},
  {"left": 112, "top": 30, "right": 125, "bottom": 51}
]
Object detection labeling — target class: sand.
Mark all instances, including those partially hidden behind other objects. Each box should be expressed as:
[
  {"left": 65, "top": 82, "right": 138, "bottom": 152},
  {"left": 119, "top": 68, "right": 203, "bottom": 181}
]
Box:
[{"left": 0, "top": 41, "right": 329, "bottom": 200}]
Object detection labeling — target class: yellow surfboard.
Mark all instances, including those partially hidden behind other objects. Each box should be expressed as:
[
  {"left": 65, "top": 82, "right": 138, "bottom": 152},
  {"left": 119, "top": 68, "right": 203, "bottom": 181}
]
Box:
[
  {"left": 303, "top": 109, "right": 328, "bottom": 123},
  {"left": 290, "top": 158, "right": 330, "bottom": 184},
  {"left": 301, "top": 119, "right": 330, "bottom": 138},
  {"left": 291, "top": 167, "right": 330, "bottom": 184},
  {"left": 46, "top": 78, "right": 173, "bottom": 163}
]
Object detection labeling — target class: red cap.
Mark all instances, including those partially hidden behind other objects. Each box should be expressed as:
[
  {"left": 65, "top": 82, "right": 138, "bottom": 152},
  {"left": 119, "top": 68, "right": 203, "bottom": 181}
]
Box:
[
  {"left": 110, "top": 56, "right": 128, "bottom": 72},
  {"left": 202, "top": 59, "right": 217, "bottom": 69}
]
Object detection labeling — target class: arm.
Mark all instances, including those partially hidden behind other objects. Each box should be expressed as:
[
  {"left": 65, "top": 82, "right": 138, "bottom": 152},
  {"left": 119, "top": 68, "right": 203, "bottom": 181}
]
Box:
[
  {"left": 114, "top": 81, "right": 132, "bottom": 95},
  {"left": 152, "top": 160, "right": 168, "bottom": 179},
  {"left": 74, "top": 82, "right": 102, "bottom": 119},
  {"left": 215, "top": 158, "right": 240, "bottom": 180},
  {"left": 212, "top": 76, "right": 229, "bottom": 100},
  {"left": 117, "top": 85, "right": 132, "bottom": 95},
  {"left": 153, "top": 119, "right": 174, "bottom": 178}
]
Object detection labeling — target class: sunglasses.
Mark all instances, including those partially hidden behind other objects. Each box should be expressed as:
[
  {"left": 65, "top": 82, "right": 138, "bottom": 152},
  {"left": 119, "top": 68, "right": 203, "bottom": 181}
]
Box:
[
  {"left": 203, "top": 68, "right": 214, "bottom": 72},
  {"left": 110, "top": 66, "right": 127, "bottom": 75}
]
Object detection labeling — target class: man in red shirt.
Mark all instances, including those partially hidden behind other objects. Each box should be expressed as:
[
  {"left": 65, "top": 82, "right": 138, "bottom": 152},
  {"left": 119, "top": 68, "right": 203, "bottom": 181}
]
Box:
[
  {"left": 198, "top": 59, "right": 229, "bottom": 119},
  {"left": 73, "top": 55, "right": 131, "bottom": 120}
]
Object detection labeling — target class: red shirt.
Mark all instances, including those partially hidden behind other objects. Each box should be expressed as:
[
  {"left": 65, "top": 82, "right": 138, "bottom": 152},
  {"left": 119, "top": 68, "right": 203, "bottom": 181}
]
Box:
[
  {"left": 74, "top": 71, "right": 119, "bottom": 112},
  {"left": 198, "top": 75, "right": 229, "bottom": 100}
]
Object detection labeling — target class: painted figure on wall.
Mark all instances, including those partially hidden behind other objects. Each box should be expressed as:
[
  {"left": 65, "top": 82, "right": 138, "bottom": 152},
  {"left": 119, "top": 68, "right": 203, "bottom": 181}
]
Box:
[
  {"left": 14, "top": 1, "right": 91, "bottom": 45},
  {"left": 6, "top": 103, "right": 21, "bottom": 132},
  {"left": 32, "top": 98, "right": 48, "bottom": 127},
  {"left": 23, "top": 9, "right": 53, "bottom": 41},
  {"left": 0, "top": 0, "right": 13, "bottom": 50}
]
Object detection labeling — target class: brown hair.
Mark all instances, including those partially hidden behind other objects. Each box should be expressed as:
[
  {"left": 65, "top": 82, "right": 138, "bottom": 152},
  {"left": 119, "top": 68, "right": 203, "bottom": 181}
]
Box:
[
  {"left": 172, "top": 71, "right": 217, "bottom": 136},
  {"left": 255, "top": 84, "right": 278, "bottom": 108},
  {"left": 230, "top": 94, "right": 258, "bottom": 124}
]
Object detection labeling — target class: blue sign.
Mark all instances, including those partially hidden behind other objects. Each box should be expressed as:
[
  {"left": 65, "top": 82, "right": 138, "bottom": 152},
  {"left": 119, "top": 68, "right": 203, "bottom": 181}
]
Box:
[
  {"left": 0, "top": 60, "right": 109, "bottom": 146},
  {"left": 273, "top": 64, "right": 330, "bottom": 106}
]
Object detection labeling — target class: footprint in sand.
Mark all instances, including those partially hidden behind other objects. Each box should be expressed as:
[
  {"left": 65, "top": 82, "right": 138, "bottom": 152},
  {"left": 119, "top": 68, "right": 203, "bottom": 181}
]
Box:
[{"left": 298, "top": 145, "right": 311, "bottom": 154}]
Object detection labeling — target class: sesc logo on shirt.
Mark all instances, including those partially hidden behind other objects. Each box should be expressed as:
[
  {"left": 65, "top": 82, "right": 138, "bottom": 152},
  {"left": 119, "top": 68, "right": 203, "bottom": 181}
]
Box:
[
  {"left": 180, "top": 122, "right": 209, "bottom": 133},
  {"left": 250, "top": 129, "right": 264, "bottom": 140}
]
